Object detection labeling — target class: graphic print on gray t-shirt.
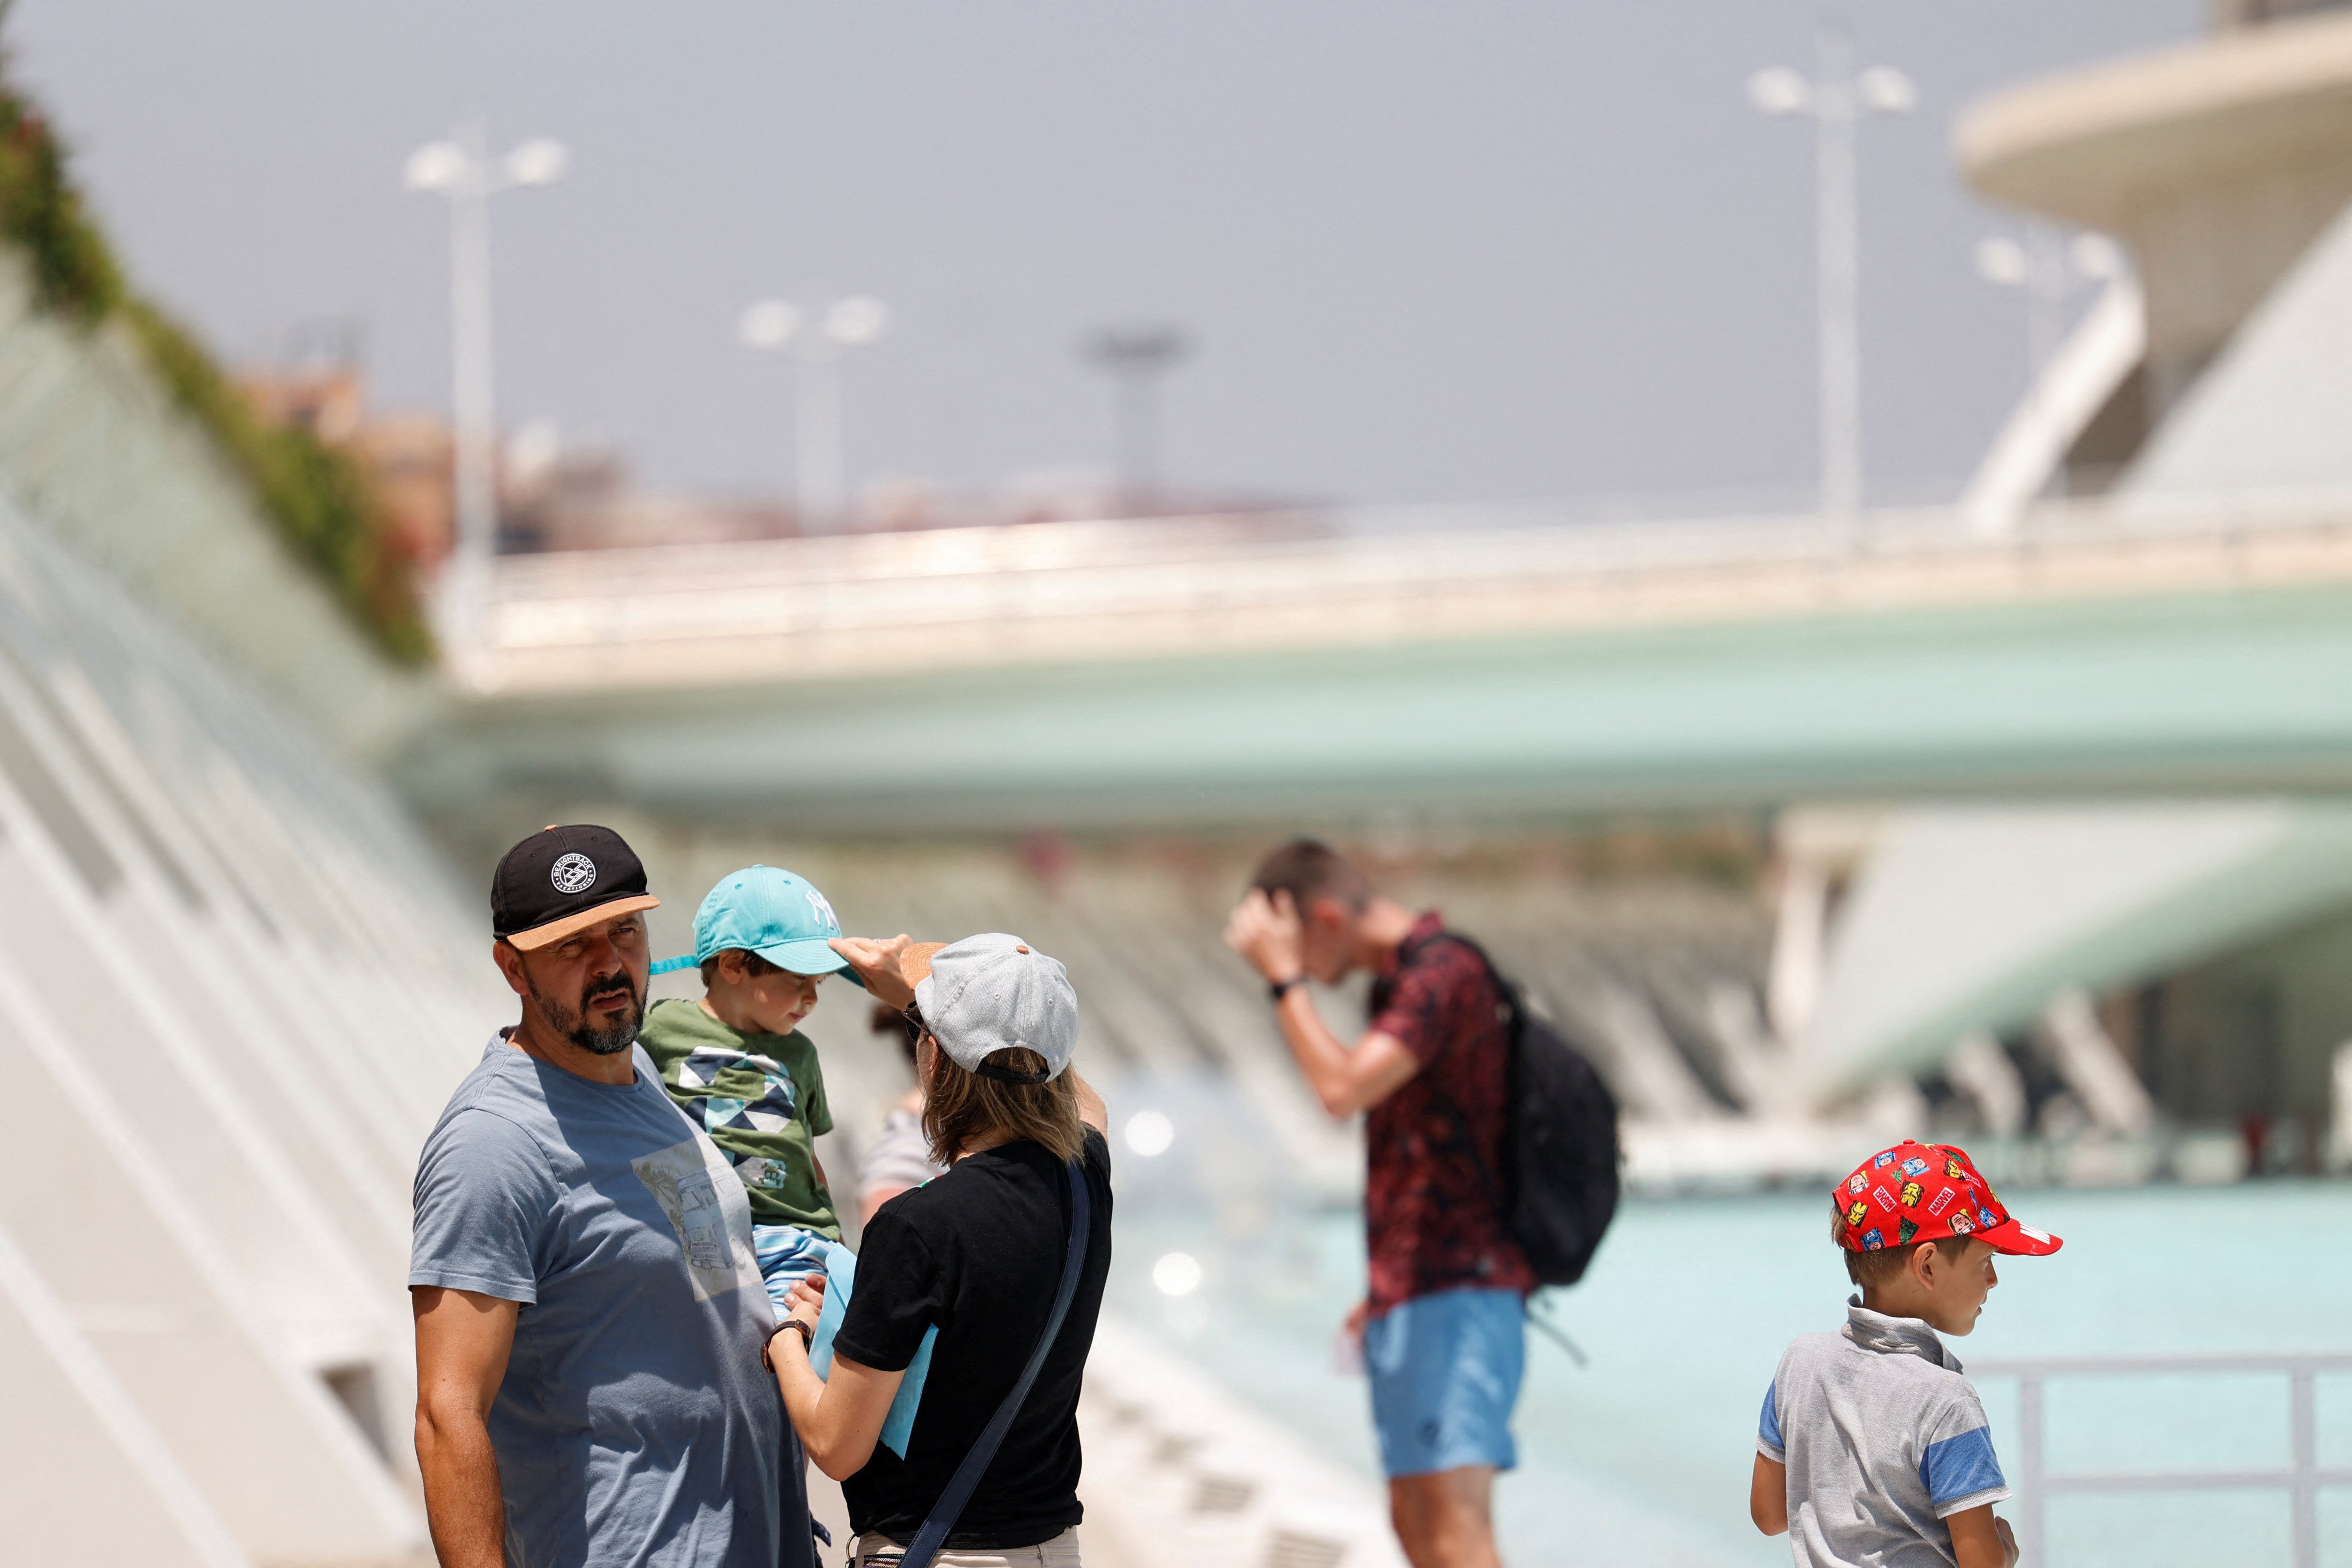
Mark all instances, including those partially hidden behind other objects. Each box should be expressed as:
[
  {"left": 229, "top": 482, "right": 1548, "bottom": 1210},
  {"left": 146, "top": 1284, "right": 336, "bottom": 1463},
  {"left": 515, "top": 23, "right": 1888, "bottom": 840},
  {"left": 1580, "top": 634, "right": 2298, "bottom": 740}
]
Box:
[
  {"left": 631, "top": 1136, "right": 748, "bottom": 1295},
  {"left": 410, "top": 1037, "right": 783, "bottom": 1568},
  {"left": 1759, "top": 1301, "right": 2010, "bottom": 1568}
]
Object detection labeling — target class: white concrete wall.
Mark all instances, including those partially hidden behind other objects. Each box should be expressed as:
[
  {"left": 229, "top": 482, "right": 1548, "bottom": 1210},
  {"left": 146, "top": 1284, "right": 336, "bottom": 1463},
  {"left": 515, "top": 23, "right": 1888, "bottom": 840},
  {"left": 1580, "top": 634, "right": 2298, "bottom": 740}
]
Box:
[{"left": 0, "top": 445, "right": 500, "bottom": 1560}]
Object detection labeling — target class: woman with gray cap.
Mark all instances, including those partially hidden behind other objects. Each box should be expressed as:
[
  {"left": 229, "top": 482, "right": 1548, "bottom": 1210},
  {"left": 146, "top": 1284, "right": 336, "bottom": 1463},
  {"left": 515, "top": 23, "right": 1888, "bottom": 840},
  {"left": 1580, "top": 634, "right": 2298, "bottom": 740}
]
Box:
[{"left": 764, "top": 933, "right": 1112, "bottom": 1568}]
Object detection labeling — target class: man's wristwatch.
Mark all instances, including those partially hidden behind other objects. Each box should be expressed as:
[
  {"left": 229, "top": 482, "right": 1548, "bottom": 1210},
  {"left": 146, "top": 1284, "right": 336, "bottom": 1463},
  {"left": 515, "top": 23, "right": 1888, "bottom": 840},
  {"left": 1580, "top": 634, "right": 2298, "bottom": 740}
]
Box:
[
  {"left": 762, "top": 1317, "right": 815, "bottom": 1372},
  {"left": 1268, "top": 974, "right": 1308, "bottom": 1003}
]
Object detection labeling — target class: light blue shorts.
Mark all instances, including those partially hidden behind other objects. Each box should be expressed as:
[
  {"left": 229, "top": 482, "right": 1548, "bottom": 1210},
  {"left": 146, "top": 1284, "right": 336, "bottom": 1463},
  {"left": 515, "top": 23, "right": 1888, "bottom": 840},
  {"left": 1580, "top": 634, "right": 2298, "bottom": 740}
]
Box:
[
  {"left": 752, "top": 1223, "right": 846, "bottom": 1314},
  {"left": 1363, "top": 1286, "right": 1525, "bottom": 1478}
]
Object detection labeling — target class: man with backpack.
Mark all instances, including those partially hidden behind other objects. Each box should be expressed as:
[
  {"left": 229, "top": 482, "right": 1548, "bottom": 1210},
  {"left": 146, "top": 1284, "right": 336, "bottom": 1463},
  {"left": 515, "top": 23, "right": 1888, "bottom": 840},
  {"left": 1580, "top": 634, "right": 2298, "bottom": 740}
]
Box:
[{"left": 1225, "top": 839, "right": 1571, "bottom": 1568}]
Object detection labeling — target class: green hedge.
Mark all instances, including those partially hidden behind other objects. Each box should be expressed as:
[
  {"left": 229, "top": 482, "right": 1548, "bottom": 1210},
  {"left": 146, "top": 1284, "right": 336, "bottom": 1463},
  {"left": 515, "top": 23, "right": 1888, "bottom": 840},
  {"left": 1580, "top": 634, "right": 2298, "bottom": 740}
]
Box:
[{"left": 0, "top": 56, "right": 432, "bottom": 665}]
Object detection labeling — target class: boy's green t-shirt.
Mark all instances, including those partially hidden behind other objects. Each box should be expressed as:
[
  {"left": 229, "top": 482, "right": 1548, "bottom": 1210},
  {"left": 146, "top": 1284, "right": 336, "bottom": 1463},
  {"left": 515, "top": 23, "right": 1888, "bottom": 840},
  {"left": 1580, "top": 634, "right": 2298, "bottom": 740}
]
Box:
[{"left": 637, "top": 997, "right": 842, "bottom": 1240}]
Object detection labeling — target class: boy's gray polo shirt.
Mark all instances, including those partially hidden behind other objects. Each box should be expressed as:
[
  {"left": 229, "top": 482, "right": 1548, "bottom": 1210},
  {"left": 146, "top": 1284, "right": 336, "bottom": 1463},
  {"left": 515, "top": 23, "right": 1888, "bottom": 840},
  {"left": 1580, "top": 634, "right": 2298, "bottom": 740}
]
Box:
[
  {"left": 1760, "top": 1301, "right": 2009, "bottom": 1568},
  {"left": 411, "top": 1036, "right": 785, "bottom": 1568}
]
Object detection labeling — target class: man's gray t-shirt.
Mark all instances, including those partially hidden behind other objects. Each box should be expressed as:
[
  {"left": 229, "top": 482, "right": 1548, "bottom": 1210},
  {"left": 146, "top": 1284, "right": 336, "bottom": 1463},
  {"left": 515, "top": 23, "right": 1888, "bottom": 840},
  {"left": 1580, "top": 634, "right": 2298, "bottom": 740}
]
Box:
[
  {"left": 1759, "top": 1302, "right": 2009, "bottom": 1568},
  {"left": 411, "top": 1036, "right": 784, "bottom": 1568}
]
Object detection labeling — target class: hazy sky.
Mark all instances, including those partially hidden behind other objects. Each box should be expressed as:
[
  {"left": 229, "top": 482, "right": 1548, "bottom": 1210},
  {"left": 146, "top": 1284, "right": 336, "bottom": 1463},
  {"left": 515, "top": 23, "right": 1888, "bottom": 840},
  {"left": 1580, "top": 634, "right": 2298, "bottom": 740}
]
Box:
[{"left": 15, "top": 2, "right": 2199, "bottom": 513}]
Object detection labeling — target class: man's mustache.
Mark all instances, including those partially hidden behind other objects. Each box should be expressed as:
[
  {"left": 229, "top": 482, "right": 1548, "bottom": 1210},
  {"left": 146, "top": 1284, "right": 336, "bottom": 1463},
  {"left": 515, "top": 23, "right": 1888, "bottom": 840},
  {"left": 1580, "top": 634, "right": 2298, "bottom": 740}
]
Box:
[{"left": 583, "top": 973, "right": 639, "bottom": 1005}]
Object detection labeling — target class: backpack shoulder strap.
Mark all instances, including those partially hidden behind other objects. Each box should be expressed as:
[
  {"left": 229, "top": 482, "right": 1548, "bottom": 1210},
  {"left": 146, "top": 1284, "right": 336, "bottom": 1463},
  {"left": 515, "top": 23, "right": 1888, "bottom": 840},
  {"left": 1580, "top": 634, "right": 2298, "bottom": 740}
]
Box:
[
  {"left": 897, "top": 1158, "right": 1091, "bottom": 1568},
  {"left": 1399, "top": 928, "right": 1522, "bottom": 1026},
  {"left": 1393, "top": 930, "right": 1517, "bottom": 1223}
]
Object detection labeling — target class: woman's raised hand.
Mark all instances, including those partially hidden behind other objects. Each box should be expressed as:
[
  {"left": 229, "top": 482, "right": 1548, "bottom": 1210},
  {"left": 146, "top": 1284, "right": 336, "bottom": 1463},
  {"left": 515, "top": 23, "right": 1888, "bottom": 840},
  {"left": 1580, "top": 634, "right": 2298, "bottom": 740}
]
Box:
[{"left": 830, "top": 934, "right": 917, "bottom": 1008}]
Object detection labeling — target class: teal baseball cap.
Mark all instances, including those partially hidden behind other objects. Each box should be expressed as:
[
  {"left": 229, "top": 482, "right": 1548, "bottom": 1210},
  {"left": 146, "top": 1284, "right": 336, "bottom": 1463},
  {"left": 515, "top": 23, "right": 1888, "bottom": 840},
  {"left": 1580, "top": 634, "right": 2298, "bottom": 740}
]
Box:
[{"left": 649, "top": 866, "right": 860, "bottom": 985}]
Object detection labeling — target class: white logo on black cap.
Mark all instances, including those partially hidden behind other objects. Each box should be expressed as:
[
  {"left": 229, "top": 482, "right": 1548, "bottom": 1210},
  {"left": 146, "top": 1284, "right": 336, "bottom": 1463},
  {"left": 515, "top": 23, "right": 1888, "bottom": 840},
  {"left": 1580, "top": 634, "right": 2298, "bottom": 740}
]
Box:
[{"left": 551, "top": 853, "right": 597, "bottom": 894}]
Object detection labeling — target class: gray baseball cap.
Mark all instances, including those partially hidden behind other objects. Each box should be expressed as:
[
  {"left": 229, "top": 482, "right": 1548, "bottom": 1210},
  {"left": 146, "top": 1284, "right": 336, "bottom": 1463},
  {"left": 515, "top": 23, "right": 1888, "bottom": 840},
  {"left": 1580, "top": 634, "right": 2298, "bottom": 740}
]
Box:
[{"left": 905, "top": 933, "right": 1079, "bottom": 1084}]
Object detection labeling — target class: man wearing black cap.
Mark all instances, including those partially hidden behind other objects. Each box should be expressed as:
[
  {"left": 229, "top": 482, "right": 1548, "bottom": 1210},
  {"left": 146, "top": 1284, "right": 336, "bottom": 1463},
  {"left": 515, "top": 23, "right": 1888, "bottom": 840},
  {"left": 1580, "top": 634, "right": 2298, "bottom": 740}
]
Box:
[{"left": 410, "top": 826, "right": 803, "bottom": 1568}]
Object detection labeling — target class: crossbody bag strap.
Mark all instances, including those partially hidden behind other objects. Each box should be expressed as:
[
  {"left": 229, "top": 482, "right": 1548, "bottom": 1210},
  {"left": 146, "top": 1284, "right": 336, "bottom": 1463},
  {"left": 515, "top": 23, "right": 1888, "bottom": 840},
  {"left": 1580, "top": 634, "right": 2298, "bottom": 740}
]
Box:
[{"left": 897, "top": 1158, "right": 1092, "bottom": 1568}]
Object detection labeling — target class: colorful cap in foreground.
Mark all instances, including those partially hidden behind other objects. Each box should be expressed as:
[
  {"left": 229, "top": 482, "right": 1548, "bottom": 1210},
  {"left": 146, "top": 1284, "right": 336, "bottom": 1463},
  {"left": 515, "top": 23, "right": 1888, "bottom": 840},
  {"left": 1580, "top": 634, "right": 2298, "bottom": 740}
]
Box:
[
  {"left": 492, "top": 825, "right": 661, "bottom": 950},
  {"left": 649, "top": 865, "right": 858, "bottom": 983},
  {"left": 902, "top": 933, "right": 1078, "bottom": 1084},
  {"left": 1835, "top": 1141, "right": 2062, "bottom": 1257}
]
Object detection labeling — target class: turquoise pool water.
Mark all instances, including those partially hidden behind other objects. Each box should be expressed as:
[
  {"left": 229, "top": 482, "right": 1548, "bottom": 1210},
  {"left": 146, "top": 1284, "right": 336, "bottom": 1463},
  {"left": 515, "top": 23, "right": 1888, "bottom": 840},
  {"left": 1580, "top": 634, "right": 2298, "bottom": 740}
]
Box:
[{"left": 1102, "top": 1171, "right": 2350, "bottom": 1567}]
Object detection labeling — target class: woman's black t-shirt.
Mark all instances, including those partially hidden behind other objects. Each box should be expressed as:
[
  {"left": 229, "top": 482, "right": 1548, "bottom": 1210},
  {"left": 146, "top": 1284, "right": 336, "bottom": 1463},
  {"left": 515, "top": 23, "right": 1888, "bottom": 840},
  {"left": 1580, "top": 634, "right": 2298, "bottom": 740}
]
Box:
[{"left": 833, "top": 1125, "right": 1113, "bottom": 1549}]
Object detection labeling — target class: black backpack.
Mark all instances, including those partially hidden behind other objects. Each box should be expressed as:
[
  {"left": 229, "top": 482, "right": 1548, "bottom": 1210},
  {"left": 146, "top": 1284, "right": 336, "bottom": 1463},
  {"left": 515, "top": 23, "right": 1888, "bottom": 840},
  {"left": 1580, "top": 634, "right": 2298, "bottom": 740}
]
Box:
[{"left": 1409, "top": 931, "right": 1621, "bottom": 1288}]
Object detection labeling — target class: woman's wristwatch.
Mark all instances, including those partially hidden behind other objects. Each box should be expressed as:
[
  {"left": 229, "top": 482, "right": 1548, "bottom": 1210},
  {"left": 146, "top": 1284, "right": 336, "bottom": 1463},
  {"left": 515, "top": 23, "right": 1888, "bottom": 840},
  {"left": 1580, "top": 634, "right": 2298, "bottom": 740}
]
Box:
[
  {"left": 1268, "top": 974, "right": 1307, "bottom": 1003},
  {"left": 762, "top": 1317, "right": 815, "bottom": 1372}
]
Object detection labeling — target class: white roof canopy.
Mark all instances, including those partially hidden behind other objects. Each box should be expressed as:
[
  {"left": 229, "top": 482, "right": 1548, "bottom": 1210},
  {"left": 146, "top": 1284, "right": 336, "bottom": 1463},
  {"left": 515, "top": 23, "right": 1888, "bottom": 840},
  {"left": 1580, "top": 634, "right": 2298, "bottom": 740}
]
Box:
[{"left": 1801, "top": 799, "right": 2352, "bottom": 1096}]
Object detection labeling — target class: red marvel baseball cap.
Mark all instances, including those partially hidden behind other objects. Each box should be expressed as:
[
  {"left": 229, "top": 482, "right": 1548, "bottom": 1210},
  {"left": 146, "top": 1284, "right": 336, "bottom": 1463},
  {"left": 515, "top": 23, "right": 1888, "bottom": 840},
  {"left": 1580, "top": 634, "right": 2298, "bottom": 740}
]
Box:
[{"left": 1834, "top": 1141, "right": 2062, "bottom": 1257}]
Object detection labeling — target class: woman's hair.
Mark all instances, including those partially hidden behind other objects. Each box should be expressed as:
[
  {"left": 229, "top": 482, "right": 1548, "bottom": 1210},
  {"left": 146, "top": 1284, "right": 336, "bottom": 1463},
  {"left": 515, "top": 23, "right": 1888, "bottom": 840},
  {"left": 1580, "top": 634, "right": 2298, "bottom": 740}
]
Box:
[{"left": 909, "top": 1001, "right": 1085, "bottom": 1164}]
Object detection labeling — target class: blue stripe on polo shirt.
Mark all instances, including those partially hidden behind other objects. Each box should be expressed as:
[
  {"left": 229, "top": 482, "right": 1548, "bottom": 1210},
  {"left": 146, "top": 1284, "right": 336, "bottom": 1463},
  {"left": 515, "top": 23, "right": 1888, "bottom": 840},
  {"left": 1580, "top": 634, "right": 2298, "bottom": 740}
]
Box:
[
  {"left": 1920, "top": 1424, "right": 2004, "bottom": 1505},
  {"left": 1759, "top": 1382, "right": 1782, "bottom": 1449}
]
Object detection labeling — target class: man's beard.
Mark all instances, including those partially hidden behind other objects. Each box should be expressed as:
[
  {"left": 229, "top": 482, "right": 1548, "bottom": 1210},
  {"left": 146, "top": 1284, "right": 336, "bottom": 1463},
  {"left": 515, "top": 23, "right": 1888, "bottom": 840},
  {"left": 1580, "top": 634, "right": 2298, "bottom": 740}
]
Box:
[{"left": 529, "top": 968, "right": 644, "bottom": 1056}]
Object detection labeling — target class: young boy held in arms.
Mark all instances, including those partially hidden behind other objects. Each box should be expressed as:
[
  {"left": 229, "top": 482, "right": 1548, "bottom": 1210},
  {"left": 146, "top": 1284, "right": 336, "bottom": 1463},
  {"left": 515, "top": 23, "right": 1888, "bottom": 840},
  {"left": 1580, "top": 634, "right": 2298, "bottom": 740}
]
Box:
[
  {"left": 640, "top": 865, "right": 860, "bottom": 1309},
  {"left": 1754, "top": 1141, "right": 2061, "bottom": 1568}
]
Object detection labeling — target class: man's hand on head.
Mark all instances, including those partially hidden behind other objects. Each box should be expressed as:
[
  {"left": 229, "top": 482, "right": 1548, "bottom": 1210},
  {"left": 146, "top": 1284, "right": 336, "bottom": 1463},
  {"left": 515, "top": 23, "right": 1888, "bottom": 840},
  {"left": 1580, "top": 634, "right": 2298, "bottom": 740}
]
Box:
[
  {"left": 1224, "top": 888, "right": 1305, "bottom": 983},
  {"left": 830, "top": 934, "right": 917, "bottom": 1008},
  {"left": 1229, "top": 887, "right": 1420, "bottom": 1117}
]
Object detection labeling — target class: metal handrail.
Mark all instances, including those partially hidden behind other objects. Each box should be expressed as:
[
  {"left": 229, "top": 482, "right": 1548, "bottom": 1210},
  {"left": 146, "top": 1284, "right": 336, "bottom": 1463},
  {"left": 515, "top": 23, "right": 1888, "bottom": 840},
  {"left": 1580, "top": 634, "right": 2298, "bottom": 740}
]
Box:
[{"left": 1968, "top": 1353, "right": 2352, "bottom": 1568}]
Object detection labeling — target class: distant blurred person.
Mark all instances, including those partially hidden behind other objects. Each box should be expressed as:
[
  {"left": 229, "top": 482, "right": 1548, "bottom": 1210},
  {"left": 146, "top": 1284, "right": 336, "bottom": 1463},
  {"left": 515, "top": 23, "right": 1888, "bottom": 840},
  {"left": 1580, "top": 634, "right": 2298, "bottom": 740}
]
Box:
[
  {"left": 411, "top": 826, "right": 803, "bottom": 1568},
  {"left": 1225, "top": 838, "right": 1528, "bottom": 1568},
  {"left": 861, "top": 1000, "right": 948, "bottom": 1225},
  {"left": 771, "top": 934, "right": 1112, "bottom": 1568}
]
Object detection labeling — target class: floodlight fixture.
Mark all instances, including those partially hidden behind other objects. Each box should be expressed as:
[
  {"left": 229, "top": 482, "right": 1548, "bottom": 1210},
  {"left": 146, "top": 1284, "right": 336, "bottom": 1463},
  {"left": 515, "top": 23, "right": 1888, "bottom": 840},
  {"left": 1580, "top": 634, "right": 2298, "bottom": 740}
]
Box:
[
  {"left": 504, "top": 138, "right": 569, "bottom": 188},
  {"left": 404, "top": 141, "right": 467, "bottom": 193},
  {"left": 1975, "top": 236, "right": 2029, "bottom": 288},
  {"left": 1748, "top": 68, "right": 1811, "bottom": 116},
  {"left": 1083, "top": 324, "right": 1191, "bottom": 514},
  {"left": 1856, "top": 67, "right": 1917, "bottom": 115},
  {"left": 739, "top": 299, "right": 802, "bottom": 350},
  {"left": 1975, "top": 226, "right": 2134, "bottom": 386},
  {"left": 1087, "top": 325, "right": 1188, "bottom": 375},
  {"left": 823, "top": 296, "right": 891, "bottom": 346}
]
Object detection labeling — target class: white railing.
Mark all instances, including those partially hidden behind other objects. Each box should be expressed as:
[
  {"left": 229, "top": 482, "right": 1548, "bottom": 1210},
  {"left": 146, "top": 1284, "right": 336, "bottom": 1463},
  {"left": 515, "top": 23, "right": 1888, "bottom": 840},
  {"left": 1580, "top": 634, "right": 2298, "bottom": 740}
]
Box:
[
  {"left": 1970, "top": 1352, "right": 2352, "bottom": 1568},
  {"left": 470, "top": 487, "right": 2352, "bottom": 695}
]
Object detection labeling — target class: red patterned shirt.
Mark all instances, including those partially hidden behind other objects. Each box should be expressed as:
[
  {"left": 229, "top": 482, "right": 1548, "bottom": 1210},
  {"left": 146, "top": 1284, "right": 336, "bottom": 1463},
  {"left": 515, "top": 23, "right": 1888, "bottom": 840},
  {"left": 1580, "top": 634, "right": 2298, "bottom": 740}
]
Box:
[{"left": 1362, "top": 912, "right": 1534, "bottom": 1315}]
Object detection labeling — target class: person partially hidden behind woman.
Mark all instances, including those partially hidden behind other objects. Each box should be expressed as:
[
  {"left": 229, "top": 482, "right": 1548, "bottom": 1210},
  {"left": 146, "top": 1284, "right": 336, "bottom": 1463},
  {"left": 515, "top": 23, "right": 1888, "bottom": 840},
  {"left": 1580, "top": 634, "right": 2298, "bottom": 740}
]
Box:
[
  {"left": 858, "top": 1001, "right": 946, "bottom": 1225},
  {"left": 772, "top": 932, "right": 1112, "bottom": 1568}
]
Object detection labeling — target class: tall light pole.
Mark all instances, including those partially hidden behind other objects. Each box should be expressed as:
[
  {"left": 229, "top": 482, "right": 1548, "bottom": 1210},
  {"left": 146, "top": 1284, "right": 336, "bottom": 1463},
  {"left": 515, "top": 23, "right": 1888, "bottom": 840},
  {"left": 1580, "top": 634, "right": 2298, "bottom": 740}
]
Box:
[
  {"left": 1975, "top": 229, "right": 2126, "bottom": 380},
  {"left": 404, "top": 126, "right": 567, "bottom": 664},
  {"left": 741, "top": 295, "right": 890, "bottom": 530},
  {"left": 1751, "top": 23, "right": 1913, "bottom": 521},
  {"left": 1084, "top": 325, "right": 1188, "bottom": 516}
]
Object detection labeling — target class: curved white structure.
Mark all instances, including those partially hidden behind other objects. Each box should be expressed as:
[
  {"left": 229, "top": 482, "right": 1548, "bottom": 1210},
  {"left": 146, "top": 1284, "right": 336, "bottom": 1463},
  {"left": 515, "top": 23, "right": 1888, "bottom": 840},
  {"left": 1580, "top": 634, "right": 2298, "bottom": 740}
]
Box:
[
  {"left": 0, "top": 485, "right": 499, "bottom": 1564},
  {"left": 0, "top": 257, "right": 499, "bottom": 1565}
]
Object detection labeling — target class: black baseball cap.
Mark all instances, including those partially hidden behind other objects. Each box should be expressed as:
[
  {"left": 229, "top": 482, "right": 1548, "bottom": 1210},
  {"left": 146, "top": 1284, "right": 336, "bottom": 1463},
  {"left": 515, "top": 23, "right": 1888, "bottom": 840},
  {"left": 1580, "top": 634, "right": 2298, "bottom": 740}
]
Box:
[{"left": 493, "top": 825, "right": 661, "bottom": 950}]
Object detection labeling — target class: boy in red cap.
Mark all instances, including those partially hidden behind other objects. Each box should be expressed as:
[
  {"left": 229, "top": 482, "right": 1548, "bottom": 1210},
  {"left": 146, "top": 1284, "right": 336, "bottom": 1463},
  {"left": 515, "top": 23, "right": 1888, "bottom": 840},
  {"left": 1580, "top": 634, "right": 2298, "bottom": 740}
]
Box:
[{"left": 1751, "top": 1141, "right": 2061, "bottom": 1568}]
